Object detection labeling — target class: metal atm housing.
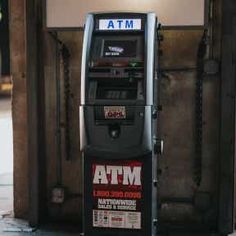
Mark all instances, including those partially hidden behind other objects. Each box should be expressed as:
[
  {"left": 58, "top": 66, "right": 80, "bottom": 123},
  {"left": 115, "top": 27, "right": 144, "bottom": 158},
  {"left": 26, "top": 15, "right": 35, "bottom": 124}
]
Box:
[{"left": 80, "top": 13, "right": 159, "bottom": 236}]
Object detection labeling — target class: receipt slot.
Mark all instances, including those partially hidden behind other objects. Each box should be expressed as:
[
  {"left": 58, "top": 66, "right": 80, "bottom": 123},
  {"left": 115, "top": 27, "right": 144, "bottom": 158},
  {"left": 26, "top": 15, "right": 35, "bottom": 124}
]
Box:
[{"left": 80, "top": 13, "right": 160, "bottom": 236}]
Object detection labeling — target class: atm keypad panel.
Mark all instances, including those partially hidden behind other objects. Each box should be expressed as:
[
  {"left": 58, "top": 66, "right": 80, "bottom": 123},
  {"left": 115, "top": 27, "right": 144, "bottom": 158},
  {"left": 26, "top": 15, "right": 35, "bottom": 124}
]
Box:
[{"left": 86, "top": 34, "right": 145, "bottom": 104}]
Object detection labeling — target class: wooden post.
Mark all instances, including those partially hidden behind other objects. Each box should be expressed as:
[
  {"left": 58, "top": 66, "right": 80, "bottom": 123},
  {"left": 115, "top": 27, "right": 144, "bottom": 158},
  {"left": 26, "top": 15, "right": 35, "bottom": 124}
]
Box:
[{"left": 25, "top": 0, "right": 46, "bottom": 226}]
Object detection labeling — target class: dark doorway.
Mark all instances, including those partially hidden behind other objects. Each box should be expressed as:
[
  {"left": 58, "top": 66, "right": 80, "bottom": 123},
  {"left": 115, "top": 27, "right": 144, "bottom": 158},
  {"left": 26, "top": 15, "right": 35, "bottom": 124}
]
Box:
[{"left": 0, "top": 0, "right": 10, "bottom": 75}]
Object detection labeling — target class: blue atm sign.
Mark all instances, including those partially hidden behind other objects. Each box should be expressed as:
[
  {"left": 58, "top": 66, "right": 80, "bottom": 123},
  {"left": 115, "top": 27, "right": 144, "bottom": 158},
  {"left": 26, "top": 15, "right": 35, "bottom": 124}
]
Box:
[{"left": 99, "top": 19, "right": 142, "bottom": 31}]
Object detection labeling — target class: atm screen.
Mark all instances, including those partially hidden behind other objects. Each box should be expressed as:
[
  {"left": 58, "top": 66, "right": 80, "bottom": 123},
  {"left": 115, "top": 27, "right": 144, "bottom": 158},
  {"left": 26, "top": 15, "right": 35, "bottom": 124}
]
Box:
[{"left": 103, "top": 40, "right": 137, "bottom": 57}]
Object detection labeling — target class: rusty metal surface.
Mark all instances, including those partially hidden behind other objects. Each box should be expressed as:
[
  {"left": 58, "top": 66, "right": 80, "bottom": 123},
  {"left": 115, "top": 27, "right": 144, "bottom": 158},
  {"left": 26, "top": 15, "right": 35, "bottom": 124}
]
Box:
[
  {"left": 44, "top": 32, "right": 84, "bottom": 221},
  {"left": 159, "top": 30, "right": 220, "bottom": 225},
  {"left": 160, "top": 30, "right": 203, "bottom": 69}
]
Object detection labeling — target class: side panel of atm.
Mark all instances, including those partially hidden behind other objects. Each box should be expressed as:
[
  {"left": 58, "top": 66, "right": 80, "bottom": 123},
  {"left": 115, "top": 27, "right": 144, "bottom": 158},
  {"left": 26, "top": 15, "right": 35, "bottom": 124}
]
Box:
[{"left": 80, "top": 14, "right": 94, "bottom": 150}]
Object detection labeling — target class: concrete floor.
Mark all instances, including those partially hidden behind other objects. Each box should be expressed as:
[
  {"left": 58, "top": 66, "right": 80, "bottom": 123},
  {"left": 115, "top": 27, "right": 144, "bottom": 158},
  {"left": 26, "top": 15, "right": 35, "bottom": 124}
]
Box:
[
  {"left": 0, "top": 96, "right": 13, "bottom": 175},
  {"left": 0, "top": 219, "right": 236, "bottom": 236},
  {"left": 0, "top": 219, "right": 79, "bottom": 235},
  {"left": 0, "top": 97, "right": 235, "bottom": 235}
]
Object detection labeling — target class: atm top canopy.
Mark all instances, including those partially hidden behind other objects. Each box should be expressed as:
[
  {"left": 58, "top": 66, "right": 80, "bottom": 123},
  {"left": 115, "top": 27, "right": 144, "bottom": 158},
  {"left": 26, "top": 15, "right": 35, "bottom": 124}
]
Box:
[{"left": 45, "top": 0, "right": 206, "bottom": 29}]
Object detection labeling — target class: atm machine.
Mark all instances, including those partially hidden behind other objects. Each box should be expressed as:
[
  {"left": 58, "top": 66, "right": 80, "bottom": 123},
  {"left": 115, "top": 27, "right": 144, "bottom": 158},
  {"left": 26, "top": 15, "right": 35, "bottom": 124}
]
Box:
[{"left": 80, "top": 12, "right": 162, "bottom": 236}]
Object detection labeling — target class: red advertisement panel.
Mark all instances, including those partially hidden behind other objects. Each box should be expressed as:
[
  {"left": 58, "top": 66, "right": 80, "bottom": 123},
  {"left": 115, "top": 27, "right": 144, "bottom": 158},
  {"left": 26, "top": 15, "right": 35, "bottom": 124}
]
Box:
[{"left": 92, "top": 160, "right": 143, "bottom": 229}]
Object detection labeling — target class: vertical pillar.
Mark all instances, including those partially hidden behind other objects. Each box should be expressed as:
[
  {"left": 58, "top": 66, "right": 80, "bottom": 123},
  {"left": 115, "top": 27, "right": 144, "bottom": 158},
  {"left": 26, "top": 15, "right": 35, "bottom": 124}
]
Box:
[
  {"left": 25, "top": 0, "right": 45, "bottom": 227},
  {"left": 9, "top": 0, "right": 45, "bottom": 225},
  {"left": 219, "top": 0, "right": 236, "bottom": 233},
  {"left": 9, "top": 0, "right": 29, "bottom": 219}
]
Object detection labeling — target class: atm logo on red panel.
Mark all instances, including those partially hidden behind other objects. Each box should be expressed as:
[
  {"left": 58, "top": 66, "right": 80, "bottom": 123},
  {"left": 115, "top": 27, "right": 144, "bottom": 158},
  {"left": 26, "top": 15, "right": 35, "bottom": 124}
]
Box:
[{"left": 92, "top": 164, "right": 142, "bottom": 187}]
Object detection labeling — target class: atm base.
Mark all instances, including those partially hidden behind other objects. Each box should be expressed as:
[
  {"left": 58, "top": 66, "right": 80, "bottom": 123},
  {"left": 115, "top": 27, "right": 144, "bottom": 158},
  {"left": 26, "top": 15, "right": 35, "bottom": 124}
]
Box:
[{"left": 83, "top": 153, "right": 155, "bottom": 236}]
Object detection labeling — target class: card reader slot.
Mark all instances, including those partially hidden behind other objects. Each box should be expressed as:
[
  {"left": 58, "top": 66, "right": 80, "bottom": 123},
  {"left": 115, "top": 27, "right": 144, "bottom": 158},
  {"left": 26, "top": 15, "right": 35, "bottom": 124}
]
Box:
[
  {"left": 88, "top": 72, "right": 144, "bottom": 79},
  {"left": 89, "top": 66, "right": 144, "bottom": 71},
  {"left": 89, "top": 73, "right": 126, "bottom": 78},
  {"left": 88, "top": 67, "right": 144, "bottom": 80}
]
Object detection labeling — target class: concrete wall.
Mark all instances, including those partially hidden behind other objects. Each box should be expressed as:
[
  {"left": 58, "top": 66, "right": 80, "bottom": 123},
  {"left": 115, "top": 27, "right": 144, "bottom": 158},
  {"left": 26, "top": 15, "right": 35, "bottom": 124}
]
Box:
[{"left": 9, "top": 1, "right": 222, "bottom": 228}]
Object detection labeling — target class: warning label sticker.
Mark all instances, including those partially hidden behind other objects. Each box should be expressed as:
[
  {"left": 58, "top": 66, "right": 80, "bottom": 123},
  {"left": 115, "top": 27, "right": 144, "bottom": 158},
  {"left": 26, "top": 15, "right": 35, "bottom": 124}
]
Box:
[{"left": 93, "top": 210, "right": 141, "bottom": 229}]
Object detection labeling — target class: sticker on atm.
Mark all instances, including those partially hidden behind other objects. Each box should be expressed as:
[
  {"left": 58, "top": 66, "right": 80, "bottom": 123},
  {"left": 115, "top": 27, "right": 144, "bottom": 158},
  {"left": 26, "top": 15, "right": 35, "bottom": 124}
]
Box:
[
  {"left": 93, "top": 210, "right": 141, "bottom": 229},
  {"left": 104, "top": 106, "right": 126, "bottom": 119}
]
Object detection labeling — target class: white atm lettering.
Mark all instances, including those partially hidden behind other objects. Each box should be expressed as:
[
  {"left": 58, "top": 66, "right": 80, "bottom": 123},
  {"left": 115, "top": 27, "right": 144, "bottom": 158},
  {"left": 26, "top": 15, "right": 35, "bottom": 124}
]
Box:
[
  {"left": 93, "top": 165, "right": 108, "bottom": 184},
  {"left": 123, "top": 166, "right": 141, "bottom": 186},
  {"left": 106, "top": 166, "right": 123, "bottom": 184},
  {"left": 93, "top": 165, "right": 141, "bottom": 186}
]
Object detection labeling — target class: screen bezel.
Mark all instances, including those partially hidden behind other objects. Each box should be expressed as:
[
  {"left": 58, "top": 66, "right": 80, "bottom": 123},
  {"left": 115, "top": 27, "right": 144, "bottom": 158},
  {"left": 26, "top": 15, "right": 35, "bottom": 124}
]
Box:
[{"left": 90, "top": 35, "right": 144, "bottom": 64}]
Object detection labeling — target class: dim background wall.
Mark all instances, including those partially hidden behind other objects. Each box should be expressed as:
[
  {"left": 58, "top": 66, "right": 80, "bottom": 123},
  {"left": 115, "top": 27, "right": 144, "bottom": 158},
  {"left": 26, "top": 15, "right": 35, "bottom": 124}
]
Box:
[
  {"left": 159, "top": 30, "right": 219, "bottom": 225},
  {"left": 44, "top": 32, "right": 84, "bottom": 221},
  {"left": 9, "top": 1, "right": 222, "bottom": 225}
]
